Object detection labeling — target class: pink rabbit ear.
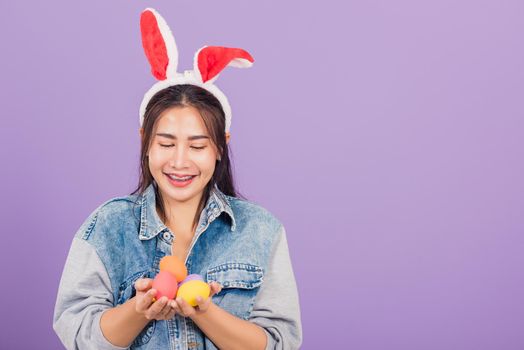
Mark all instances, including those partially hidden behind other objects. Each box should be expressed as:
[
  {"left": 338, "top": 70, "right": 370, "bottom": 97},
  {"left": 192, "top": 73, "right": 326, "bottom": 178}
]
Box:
[
  {"left": 140, "top": 8, "right": 178, "bottom": 80},
  {"left": 195, "top": 46, "right": 254, "bottom": 83}
]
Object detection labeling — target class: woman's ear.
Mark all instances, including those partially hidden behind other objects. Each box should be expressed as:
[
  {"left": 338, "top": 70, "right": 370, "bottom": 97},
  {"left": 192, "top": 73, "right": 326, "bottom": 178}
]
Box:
[
  {"left": 225, "top": 132, "right": 231, "bottom": 145},
  {"left": 139, "top": 128, "right": 144, "bottom": 139}
]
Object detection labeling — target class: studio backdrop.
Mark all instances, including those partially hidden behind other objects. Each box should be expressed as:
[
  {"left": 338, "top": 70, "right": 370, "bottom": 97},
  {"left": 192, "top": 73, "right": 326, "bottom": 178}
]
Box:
[{"left": 1, "top": 1, "right": 523, "bottom": 349}]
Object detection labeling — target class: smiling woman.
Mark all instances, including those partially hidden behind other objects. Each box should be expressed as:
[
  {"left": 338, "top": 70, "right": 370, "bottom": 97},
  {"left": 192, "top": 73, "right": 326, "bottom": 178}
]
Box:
[
  {"left": 136, "top": 85, "right": 233, "bottom": 236},
  {"left": 52, "top": 7, "right": 302, "bottom": 350}
]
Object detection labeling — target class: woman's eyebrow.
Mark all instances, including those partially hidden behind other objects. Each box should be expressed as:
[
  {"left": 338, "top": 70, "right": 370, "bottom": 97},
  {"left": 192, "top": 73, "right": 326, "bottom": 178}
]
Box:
[{"left": 156, "top": 133, "right": 209, "bottom": 140}]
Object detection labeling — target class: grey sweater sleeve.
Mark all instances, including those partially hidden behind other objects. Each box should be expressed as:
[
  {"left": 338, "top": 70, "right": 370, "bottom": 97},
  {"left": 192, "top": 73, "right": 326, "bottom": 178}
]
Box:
[
  {"left": 249, "top": 226, "right": 303, "bottom": 350},
  {"left": 53, "top": 237, "right": 128, "bottom": 350}
]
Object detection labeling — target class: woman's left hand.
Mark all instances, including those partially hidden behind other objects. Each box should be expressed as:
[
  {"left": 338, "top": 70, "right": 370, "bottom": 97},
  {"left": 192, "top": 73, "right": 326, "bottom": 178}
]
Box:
[{"left": 170, "top": 282, "right": 222, "bottom": 317}]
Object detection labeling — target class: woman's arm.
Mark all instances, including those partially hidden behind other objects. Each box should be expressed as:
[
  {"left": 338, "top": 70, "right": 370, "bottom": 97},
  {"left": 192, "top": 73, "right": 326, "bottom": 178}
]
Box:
[
  {"left": 99, "top": 297, "right": 150, "bottom": 348},
  {"left": 247, "top": 226, "right": 302, "bottom": 349},
  {"left": 100, "top": 279, "right": 176, "bottom": 347},
  {"left": 172, "top": 282, "right": 267, "bottom": 349},
  {"left": 53, "top": 237, "right": 131, "bottom": 350},
  {"left": 172, "top": 225, "right": 302, "bottom": 350},
  {"left": 53, "top": 237, "right": 174, "bottom": 349},
  {"left": 191, "top": 303, "right": 268, "bottom": 350}
]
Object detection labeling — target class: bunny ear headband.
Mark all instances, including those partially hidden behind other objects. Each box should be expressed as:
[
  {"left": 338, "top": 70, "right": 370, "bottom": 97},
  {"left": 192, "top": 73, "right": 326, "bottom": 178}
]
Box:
[{"left": 139, "top": 8, "right": 254, "bottom": 133}]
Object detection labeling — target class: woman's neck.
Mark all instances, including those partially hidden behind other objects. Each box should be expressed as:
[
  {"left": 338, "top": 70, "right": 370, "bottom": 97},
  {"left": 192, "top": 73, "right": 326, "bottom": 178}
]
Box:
[{"left": 160, "top": 194, "right": 203, "bottom": 238}]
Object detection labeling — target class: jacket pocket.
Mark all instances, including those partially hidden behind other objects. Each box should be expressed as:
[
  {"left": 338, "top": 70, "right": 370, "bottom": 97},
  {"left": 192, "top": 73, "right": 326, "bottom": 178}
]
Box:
[
  {"left": 206, "top": 263, "right": 264, "bottom": 288},
  {"left": 206, "top": 263, "right": 264, "bottom": 319}
]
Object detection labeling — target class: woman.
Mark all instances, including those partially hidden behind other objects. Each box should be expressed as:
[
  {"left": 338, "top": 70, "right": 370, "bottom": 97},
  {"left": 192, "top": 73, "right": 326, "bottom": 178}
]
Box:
[{"left": 53, "top": 8, "right": 301, "bottom": 350}]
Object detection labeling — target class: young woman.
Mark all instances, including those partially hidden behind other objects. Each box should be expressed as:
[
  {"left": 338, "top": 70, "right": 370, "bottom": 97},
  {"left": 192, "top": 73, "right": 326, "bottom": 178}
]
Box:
[{"left": 53, "top": 8, "right": 301, "bottom": 350}]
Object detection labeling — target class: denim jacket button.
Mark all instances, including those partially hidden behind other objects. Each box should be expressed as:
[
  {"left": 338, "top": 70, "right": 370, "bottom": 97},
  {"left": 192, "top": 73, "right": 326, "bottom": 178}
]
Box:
[{"left": 163, "top": 232, "right": 171, "bottom": 240}]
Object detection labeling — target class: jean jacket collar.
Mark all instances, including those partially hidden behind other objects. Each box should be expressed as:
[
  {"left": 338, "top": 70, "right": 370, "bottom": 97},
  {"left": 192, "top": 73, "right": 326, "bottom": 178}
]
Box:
[{"left": 138, "top": 183, "right": 236, "bottom": 240}]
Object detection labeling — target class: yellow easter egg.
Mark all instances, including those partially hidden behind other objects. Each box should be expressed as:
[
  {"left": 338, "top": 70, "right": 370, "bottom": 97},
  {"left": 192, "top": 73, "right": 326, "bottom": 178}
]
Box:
[{"left": 176, "top": 280, "right": 211, "bottom": 307}]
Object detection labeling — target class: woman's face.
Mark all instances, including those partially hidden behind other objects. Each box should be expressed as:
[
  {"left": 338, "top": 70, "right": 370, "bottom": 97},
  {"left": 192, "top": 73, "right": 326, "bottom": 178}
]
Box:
[{"left": 148, "top": 105, "right": 219, "bottom": 207}]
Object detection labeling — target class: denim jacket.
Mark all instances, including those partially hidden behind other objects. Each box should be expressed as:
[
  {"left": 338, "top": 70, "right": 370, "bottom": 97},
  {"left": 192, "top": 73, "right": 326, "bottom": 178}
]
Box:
[{"left": 53, "top": 184, "right": 302, "bottom": 350}]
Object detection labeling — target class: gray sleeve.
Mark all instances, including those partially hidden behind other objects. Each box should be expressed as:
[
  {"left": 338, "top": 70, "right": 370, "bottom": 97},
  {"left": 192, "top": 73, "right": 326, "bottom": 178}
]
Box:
[
  {"left": 249, "top": 226, "right": 303, "bottom": 350},
  {"left": 53, "top": 237, "right": 128, "bottom": 350}
]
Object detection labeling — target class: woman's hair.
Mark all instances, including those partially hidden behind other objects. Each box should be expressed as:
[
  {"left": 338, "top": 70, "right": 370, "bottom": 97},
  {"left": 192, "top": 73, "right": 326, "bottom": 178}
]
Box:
[{"left": 132, "top": 84, "right": 243, "bottom": 230}]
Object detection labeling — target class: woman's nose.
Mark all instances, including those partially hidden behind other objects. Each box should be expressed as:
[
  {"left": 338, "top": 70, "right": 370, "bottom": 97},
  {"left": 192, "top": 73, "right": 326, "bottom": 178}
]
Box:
[{"left": 171, "top": 145, "right": 190, "bottom": 168}]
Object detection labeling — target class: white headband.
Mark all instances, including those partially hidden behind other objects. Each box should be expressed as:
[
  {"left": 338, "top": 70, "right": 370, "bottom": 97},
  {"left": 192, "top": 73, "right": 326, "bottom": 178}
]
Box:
[{"left": 139, "top": 8, "right": 254, "bottom": 133}]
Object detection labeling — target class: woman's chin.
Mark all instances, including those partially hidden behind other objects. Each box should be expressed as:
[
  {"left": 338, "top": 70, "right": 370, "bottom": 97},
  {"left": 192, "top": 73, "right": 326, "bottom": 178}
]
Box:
[{"left": 157, "top": 179, "right": 204, "bottom": 204}]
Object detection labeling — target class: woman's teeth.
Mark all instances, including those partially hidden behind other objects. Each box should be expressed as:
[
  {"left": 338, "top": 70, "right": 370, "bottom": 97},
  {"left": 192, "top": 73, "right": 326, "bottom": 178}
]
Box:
[{"left": 168, "top": 175, "right": 194, "bottom": 181}]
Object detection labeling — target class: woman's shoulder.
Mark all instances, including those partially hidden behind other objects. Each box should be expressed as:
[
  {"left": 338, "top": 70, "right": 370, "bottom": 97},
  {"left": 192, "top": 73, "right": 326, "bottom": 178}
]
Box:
[
  {"left": 95, "top": 193, "right": 141, "bottom": 215},
  {"left": 225, "top": 195, "right": 283, "bottom": 230},
  {"left": 75, "top": 192, "right": 141, "bottom": 241}
]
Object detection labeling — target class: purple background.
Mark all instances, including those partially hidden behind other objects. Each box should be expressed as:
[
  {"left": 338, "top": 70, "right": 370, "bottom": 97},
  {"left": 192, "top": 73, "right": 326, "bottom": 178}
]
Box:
[{"left": 1, "top": 1, "right": 523, "bottom": 349}]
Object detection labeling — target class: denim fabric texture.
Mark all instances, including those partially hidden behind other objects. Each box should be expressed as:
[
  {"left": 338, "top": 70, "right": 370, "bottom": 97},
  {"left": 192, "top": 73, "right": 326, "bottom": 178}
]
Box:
[{"left": 59, "top": 183, "right": 288, "bottom": 349}]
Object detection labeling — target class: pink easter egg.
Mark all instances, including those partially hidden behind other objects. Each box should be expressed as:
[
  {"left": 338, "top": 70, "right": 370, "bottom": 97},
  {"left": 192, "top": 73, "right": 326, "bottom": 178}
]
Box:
[{"left": 152, "top": 270, "right": 178, "bottom": 300}]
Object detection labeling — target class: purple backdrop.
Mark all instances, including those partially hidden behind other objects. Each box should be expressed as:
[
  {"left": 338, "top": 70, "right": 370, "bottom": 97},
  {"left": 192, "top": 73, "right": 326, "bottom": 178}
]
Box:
[{"left": 1, "top": 1, "right": 523, "bottom": 349}]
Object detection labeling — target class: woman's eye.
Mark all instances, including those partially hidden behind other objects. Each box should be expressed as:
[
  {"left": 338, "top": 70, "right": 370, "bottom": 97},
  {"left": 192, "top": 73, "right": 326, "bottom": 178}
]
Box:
[
  {"left": 159, "top": 144, "right": 174, "bottom": 148},
  {"left": 191, "top": 146, "right": 206, "bottom": 150}
]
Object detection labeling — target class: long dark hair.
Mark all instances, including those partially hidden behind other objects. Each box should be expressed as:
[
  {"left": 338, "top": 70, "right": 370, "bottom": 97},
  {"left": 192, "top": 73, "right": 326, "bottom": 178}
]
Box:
[{"left": 132, "top": 84, "right": 243, "bottom": 230}]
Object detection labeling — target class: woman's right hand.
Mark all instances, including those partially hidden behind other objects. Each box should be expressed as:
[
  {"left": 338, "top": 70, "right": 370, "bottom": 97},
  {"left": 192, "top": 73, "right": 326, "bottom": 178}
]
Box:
[{"left": 134, "top": 278, "right": 176, "bottom": 320}]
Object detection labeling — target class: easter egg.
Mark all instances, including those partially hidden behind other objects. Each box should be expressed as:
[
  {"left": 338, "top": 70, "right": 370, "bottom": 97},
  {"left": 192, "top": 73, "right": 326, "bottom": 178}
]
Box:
[
  {"left": 152, "top": 270, "right": 178, "bottom": 300},
  {"left": 159, "top": 255, "right": 188, "bottom": 282},
  {"left": 176, "top": 279, "right": 211, "bottom": 307},
  {"left": 180, "top": 274, "right": 204, "bottom": 284}
]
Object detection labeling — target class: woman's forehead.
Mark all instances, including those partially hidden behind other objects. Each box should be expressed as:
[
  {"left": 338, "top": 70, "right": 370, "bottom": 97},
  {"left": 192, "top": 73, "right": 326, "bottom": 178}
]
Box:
[{"left": 156, "top": 106, "right": 208, "bottom": 136}]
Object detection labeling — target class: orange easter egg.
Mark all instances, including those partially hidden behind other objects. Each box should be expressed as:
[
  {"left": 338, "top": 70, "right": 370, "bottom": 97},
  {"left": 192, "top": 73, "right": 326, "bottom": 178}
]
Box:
[
  {"left": 152, "top": 270, "right": 178, "bottom": 300},
  {"left": 159, "top": 255, "right": 188, "bottom": 282}
]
